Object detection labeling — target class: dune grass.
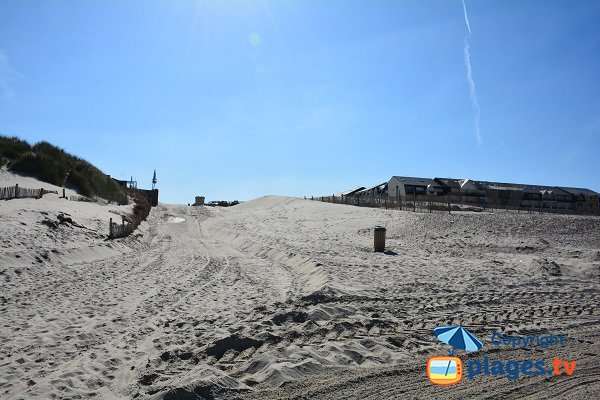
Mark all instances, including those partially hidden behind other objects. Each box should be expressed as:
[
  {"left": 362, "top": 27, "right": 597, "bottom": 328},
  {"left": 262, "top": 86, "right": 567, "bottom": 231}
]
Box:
[{"left": 0, "top": 135, "right": 127, "bottom": 204}]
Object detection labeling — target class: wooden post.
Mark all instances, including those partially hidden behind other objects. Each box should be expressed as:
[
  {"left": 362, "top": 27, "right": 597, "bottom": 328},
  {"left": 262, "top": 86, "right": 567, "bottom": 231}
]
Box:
[
  {"left": 447, "top": 194, "right": 451, "bottom": 214},
  {"left": 15, "top": 183, "right": 18, "bottom": 198},
  {"left": 40, "top": 188, "right": 43, "bottom": 199},
  {"left": 109, "top": 218, "right": 113, "bottom": 237},
  {"left": 374, "top": 226, "right": 386, "bottom": 252}
]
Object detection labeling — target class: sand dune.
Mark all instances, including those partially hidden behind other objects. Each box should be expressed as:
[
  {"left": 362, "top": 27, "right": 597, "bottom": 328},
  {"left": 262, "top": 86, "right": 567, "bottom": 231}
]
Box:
[{"left": 1, "top": 183, "right": 599, "bottom": 399}]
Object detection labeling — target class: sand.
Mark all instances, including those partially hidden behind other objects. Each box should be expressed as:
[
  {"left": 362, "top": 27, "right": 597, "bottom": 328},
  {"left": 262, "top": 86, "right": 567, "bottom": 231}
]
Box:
[{"left": 1, "top": 174, "right": 599, "bottom": 399}]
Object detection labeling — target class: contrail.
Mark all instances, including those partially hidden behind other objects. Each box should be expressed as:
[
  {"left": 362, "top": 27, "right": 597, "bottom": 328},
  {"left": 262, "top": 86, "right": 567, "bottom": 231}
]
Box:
[
  {"left": 464, "top": 40, "right": 481, "bottom": 145},
  {"left": 462, "top": 0, "right": 472, "bottom": 36},
  {"left": 461, "top": 0, "right": 481, "bottom": 146}
]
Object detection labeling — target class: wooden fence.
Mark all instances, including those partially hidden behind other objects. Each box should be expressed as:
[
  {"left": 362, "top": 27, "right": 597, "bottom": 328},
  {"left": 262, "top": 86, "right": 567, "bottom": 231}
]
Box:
[
  {"left": 69, "top": 195, "right": 92, "bottom": 202},
  {"left": 313, "top": 194, "right": 600, "bottom": 216},
  {"left": 0, "top": 184, "right": 58, "bottom": 200},
  {"left": 109, "top": 191, "right": 152, "bottom": 239},
  {"left": 0, "top": 183, "right": 156, "bottom": 239},
  {"left": 315, "top": 194, "right": 456, "bottom": 214}
]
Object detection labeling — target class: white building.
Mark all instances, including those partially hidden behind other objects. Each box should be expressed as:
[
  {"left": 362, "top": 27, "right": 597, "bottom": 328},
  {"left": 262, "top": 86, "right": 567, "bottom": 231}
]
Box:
[{"left": 387, "top": 176, "right": 445, "bottom": 197}]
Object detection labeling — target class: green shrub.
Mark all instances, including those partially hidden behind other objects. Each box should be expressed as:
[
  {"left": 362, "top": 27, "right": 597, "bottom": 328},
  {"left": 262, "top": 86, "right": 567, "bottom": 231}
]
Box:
[
  {"left": 0, "top": 136, "right": 32, "bottom": 160},
  {"left": 0, "top": 135, "right": 128, "bottom": 205},
  {"left": 11, "top": 153, "right": 68, "bottom": 186}
]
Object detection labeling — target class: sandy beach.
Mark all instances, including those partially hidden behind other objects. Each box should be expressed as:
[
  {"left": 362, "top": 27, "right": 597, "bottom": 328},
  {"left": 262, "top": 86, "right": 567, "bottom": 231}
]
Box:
[
  {"left": 1, "top": 174, "right": 599, "bottom": 399},
  {"left": 3, "top": 0, "right": 600, "bottom": 397}
]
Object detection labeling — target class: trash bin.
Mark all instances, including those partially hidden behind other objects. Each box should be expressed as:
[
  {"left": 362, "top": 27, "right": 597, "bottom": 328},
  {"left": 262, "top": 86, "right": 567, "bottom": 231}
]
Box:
[{"left": 374, "top": 226, "right": 386, "bottom": 252}]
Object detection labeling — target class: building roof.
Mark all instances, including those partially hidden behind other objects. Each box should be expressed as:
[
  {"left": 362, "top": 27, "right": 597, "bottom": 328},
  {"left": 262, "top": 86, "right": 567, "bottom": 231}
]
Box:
[
  {"left": 338, "top": 187, "right": 366, "bottom": 196},
  {"left": 390, "top": 176, "right": 445, "bottom": 187},
  {"left": 434, "top": 177, "right": 463, "bottom": 188},
  {"left": 457, "top": 179, "right": 481, "bottom": 189},
  {"left": 387, "top": 176, "right": 599, "bottom": 197},
  {"left": 366, "top": 182, "right": 387, "bottom": 191},
  {"left": 475, "top": 181, "right": 559, "bottom": 193},
  {"left": 475, "top": 180, "right": 598, "bottom": 196},
  {"left": 354, "top": 182, "right": 388, "bottom": 196},
  {"left": 519, "top": 185, "right": 571, "bottom": 195},
  {"left": 474, "top": 180, "right": 524, "bottom": 191},
  {"left": 557, "top": 187, "right": 600, "bottom": 196}
]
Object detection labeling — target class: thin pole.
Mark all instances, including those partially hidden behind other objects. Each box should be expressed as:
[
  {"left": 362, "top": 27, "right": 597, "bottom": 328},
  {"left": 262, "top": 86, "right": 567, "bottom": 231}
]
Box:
[{"left": 413, "top": 191, "right": 416, "bottom": 212}]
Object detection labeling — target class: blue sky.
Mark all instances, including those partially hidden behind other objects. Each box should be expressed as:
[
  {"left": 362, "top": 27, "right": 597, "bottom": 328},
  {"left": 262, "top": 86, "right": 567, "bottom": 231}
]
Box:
[{"left": 1, "top": 0, "right": 599, "bottom": 203}]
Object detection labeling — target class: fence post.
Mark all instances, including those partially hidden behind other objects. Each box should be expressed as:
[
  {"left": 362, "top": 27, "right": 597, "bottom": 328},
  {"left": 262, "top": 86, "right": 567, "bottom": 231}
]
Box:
[
  {"left": 62, "top": 188, "right": 66, "bottom": 198},
  {"left": 15, "top": 183, "right": 19, "bottom": 198},
  {"left": 40, "top": 188, "right": 43, "bottom": 199},
  {"left": 413, "top": 192, "right": 416, "bottom": 212},
  {"left": 447, "top": 195, "right": 451, "bottom": 214},
  {"left": 109, "top": 218, "right": 113, "bottom": 237}
]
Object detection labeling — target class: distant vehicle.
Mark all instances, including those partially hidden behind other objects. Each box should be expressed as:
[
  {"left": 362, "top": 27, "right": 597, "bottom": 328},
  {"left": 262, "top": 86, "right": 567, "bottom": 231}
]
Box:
[{"left": 206, "top": 200, "right": 239, "bottom": 207}]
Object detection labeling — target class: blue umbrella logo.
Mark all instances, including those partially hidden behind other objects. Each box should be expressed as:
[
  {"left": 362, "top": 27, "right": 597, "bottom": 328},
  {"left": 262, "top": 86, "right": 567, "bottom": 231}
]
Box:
[
  {"left": 433, "top": 325, "right": 482, "bottom": 378},
  {"left": 434, "top": 325, "right": 483, "bottom": 355}
]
